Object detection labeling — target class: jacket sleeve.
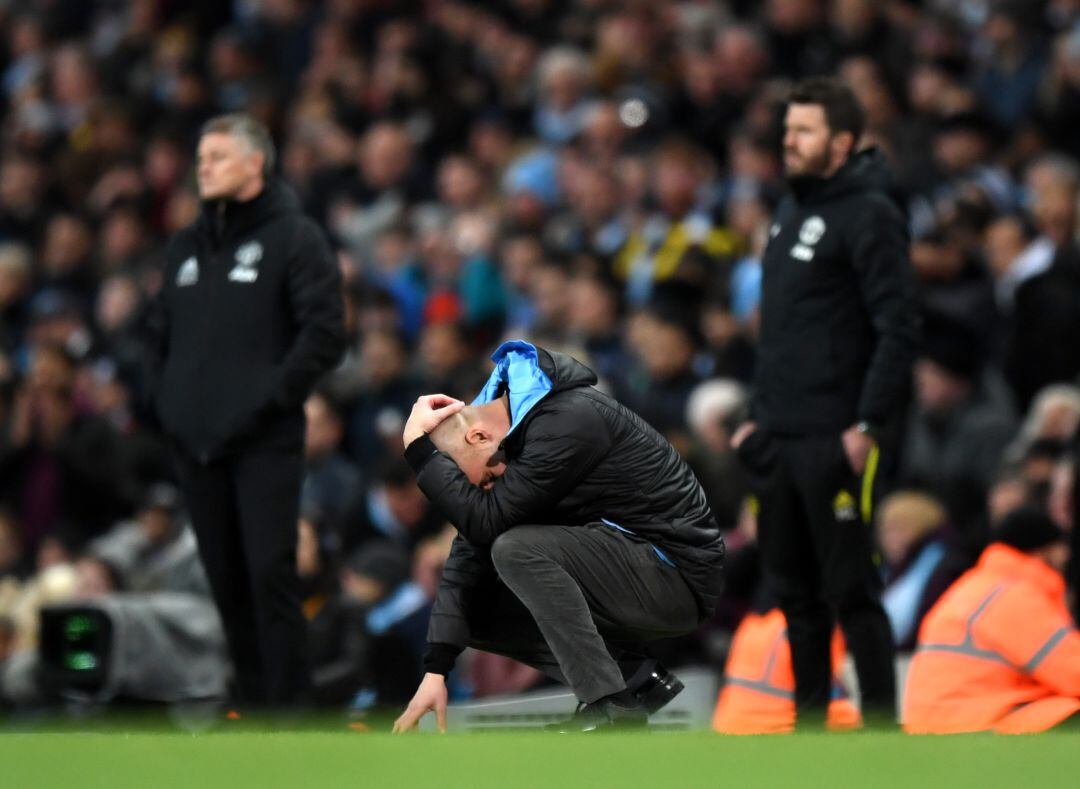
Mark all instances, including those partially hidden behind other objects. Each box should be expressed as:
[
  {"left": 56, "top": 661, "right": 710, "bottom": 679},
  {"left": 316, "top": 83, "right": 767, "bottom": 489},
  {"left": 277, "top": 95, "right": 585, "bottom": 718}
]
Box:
[
  {"left": 270, "top": 218, "right": 346, "bottom": 410},
  {"left": 848, "top": 196, "right": 920, "bottom": 425},
  {"left": 424, "top": 534, "right": 495, "bottom": 667},
  {"left": 979, "top": 585, "right": 1080, "bottom": 697},
  {"left": 407, "top": 403, "right": 612, "bottom": 546}
]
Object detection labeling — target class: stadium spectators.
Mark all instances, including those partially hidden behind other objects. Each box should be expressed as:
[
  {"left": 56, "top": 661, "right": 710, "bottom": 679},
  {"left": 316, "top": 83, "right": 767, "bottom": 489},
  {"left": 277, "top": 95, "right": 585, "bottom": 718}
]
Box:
[{"left": 0, "top": 0, "right": 1078, "bottom": 723}]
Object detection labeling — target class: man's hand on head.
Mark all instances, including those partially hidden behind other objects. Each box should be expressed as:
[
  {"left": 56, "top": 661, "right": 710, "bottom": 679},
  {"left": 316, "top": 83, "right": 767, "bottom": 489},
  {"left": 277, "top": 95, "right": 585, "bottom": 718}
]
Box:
[{"left": 403, "top": 394, "right": 465, "bottom": 447}]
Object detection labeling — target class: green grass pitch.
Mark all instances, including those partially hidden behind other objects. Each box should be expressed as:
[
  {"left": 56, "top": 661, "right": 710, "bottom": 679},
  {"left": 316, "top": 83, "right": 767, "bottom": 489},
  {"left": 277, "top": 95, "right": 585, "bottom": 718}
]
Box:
[{"left": 3, "top": 725, "right": 1080, "bottom": 789}]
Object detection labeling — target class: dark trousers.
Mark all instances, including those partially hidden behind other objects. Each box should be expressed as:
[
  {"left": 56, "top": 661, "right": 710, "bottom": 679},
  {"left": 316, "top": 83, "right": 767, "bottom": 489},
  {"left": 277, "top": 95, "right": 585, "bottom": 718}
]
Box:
[
  {"left": 739, "top": 431, "right": 896, "bottom": 723},
  {"left": 176, "top": 448, "right": 309, "bottom": 707},
  {"left": 464, "top": 523, "right": 700, "bottom": 704}
]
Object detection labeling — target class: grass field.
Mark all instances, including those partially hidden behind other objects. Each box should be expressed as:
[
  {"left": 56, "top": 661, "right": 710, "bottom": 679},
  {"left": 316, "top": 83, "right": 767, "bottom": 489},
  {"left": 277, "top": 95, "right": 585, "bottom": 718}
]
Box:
[{"left": 3, "top": 723, "right": 1080, "bottom": 789}]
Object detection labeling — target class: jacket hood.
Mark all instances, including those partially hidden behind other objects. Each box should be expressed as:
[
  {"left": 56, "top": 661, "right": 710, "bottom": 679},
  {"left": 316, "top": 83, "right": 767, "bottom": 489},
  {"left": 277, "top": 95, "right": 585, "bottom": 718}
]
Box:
[
  {"left": 197, "top": 178, "right": 302, "bottom": 242},
  {"left": 792, "top": 147, "right": 900, "bottom": 207},
  {"left": 977, "top": 543, "right": 1065, "bottom": 599},
  {"left": 472, "top": 340, "right": 597, "bottom": 435}
]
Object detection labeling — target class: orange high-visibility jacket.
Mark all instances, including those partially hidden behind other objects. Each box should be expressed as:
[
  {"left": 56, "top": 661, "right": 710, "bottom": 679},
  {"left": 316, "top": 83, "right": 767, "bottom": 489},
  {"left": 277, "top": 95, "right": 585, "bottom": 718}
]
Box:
[
  {"left": 712, "top": 608, "right": 862, "bottom": 734},
  {"left": 903, "top": 543, "right": 1080, "bottom": 734}
]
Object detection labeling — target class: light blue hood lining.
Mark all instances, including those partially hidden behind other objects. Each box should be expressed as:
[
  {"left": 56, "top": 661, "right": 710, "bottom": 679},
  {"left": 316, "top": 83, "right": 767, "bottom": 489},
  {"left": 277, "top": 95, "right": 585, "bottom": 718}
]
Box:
[{"left": 472, "top": 340, "right": 554, "bottom": 435}]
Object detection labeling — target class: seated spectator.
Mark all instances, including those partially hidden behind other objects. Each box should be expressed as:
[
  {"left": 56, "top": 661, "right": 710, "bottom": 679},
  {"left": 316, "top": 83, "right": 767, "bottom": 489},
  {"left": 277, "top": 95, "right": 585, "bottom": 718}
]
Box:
[
  {"left": 302, "top": 390, "right": 362, "bottom": 533},
  {"left": 903, "top": 508, "right": 1080, "bottom": 734},
  {"left": 310, "top": 540, "right": 429, "bottom": 708},
  {"left": 613, "top": 138, "right": 740, "bottom": 306},
  {"left": 713, "top": 606, "right": 861, "bottom": 735},
  {"left": 564, "top": 272, "right": 631, "bottom": 396},
  {"left": 343, "top": 329, "right": 423, "bottom": 468},
  {"left": 336, "top": 458, "right": 443, "bottom": 555},
  {"left": 876, "top": 491, "right": 960, "bottom": 652},
  {"left": 683, "top": 379, "right": 748, "bottom": 531},
  {"left": 0, "top": 507, "right": 28, "bottom": 582},
  {"left": 1004, "top": 384, "right": 1080, "bottom": 467},
  {"left": 900, "top": 310, "right": 1018, "bottom": 534},
  {"left": 0, "top": 344, "right": 132, "bottom": 554},
  {"left": 415, "top": 322, "right": 488, "bottom": 403},
  {"left": 87, "top": 483, "right": 209, "bottom": 596},
  {"left": 623, "top": 295, "right": 704, "bottom": 446}
]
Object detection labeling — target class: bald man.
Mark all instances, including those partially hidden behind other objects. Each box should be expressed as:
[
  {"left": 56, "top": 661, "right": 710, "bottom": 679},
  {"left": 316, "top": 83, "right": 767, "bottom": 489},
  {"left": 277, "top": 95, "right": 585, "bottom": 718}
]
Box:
[{"left": 392, "top": 341, "right": 724, "bottom": 732}]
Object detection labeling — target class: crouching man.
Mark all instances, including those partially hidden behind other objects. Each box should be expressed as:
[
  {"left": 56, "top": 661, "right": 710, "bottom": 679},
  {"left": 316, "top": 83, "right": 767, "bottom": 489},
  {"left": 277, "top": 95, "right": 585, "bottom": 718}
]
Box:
[{"left": 392, "top": 341, "right": 724, "bottom": 732}]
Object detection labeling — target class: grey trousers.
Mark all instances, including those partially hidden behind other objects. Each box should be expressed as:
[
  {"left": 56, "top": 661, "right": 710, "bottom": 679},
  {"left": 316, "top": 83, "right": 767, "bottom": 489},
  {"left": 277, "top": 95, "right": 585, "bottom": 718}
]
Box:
[{"left": 470, "top": 523, "right": 700, "bottom": 703}]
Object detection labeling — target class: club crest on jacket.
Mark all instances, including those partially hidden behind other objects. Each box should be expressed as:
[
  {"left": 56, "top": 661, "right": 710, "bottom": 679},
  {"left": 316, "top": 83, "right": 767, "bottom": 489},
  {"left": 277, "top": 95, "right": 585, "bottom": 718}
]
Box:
[
  {"left": 177, "top": 256, "right": 199, "bottom": 287},
  {"left": 229, "top": 240, "right": 263, "bottom": 283},
  {"left": 790, "top": 216, "right": 826, "bottom": 262}
]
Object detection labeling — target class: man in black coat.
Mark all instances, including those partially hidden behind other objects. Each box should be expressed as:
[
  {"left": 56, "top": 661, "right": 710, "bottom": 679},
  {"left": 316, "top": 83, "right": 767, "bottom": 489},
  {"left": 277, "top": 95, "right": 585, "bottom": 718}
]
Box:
[
  {"left": 151, "top": 114, "right": 344, "bottom": 707},
  {"left": 391, "top": 341, "right": 725, "bottom": 732},
  {"left": 732, "top": 78, "right": 919, "bottom": 726}
]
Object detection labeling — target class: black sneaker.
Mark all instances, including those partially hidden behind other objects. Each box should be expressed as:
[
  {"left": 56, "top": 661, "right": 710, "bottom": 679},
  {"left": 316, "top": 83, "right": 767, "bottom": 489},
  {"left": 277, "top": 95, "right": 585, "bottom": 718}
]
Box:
[
  {"left": 545, "top": 698, "right": 649, "bottom": 733},
  {"left": 632, "top": 663, "right": 684, "bottom": 715}
]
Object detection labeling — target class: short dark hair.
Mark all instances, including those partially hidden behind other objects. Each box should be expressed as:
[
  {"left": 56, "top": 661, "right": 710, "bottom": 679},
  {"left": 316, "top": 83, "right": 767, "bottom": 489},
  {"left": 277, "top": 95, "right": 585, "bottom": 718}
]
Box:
[
  {"left": 200, "top": 113, "right": 276, "bottom": 176},
  {"left": 787, "top": 77, "right": 865, "bottom": 142}
]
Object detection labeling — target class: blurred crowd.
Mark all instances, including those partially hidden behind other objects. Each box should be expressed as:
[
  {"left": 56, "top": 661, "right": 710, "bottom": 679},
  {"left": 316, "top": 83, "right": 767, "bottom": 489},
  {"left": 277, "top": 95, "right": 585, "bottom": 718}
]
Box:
[{"left": 1, "top": 0, "right": 1080, "bottom": 714}]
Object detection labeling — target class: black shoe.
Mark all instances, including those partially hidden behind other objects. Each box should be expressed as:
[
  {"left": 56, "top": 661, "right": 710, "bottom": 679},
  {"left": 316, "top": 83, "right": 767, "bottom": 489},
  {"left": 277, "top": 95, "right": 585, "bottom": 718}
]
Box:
[
  {"left": 632, "top": 663, "right": 684, "bottom": 715},
  {"left": 545, "top": 698, "right": 649, "bottom": 733}
]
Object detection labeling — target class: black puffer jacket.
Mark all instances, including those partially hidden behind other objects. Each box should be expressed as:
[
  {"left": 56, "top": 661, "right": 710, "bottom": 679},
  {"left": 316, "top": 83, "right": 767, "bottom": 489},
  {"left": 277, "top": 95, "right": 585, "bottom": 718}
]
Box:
[
  {"left": 405, "top": 343, "right": 725, "bottom": 661},
  {"left": 152, "top": 180, "right": 344, "bottom": 462},
  {"left": 754, "top": 148, "right": 919, "bottom": 435}
]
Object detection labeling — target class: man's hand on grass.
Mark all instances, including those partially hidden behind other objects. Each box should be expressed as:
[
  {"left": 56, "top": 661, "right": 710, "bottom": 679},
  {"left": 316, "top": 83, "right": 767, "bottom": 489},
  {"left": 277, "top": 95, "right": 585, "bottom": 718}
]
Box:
[{"left": 393, "top": 673, "right": 448, "bottom": 733}]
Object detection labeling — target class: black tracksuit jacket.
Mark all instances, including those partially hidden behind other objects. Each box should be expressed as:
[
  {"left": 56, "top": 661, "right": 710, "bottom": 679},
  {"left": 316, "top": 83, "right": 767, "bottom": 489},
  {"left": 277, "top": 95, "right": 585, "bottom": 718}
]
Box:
[
  {"left": 753, "top": 148, "right": 920, "bottom": 435},
  {"left": 405, "top": 347, "right": 725, "bottom": 667},
  {"left": 152, "top": 180, "right": 345, "bottom": 462}
]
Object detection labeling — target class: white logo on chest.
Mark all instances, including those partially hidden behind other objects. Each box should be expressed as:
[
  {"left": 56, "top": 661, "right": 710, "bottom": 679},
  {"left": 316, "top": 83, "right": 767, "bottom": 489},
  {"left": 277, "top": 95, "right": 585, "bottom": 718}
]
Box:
[
  {"left": 228, "top": 241, "right": 263, "bottom": 283},
  {"left": 177, "top": 256, "right": 199, "bottom": 287},
  {"left": 790, "top": 215, "right": 826, "bottom": 261}
]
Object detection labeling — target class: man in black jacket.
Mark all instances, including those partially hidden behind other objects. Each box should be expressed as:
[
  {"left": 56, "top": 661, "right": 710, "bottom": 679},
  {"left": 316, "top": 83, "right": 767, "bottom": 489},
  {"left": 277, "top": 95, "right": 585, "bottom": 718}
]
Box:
[
  {"left": 391, "top": 341, "right": 725, "bottom": 732},
  {"left": 152, "top": 114, "right": 344, "bottom": 707},
  {"left": 732, "top": 78, "right": 919, "bottom": 726}
]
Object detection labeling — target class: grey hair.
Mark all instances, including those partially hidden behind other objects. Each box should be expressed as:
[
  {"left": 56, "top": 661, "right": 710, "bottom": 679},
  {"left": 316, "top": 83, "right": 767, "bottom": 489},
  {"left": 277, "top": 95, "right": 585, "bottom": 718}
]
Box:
[{"left": 200, "top": 113, "right": 276, "bottom": 176}]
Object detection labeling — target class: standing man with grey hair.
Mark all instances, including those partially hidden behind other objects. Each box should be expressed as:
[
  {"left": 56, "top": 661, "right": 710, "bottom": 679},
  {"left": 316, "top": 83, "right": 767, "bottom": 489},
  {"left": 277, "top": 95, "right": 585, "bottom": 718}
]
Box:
[{"left": 150, "top": 113, "right": 344, "bottom": 709}]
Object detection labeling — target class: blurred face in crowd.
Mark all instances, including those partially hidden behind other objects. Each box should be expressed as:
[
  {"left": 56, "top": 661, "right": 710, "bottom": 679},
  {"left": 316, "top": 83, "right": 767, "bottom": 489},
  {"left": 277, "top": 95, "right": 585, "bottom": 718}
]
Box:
[
  {"left": 418, "top": 323, "right": 469, "bottom": 379},
  {"left": 783, "top": 103, "right": 853, "bottom": 178},
  {"left": 296, "top": 518, "right": 320, "bottom": 579},
  {"left": 1049, "top": 460, "right": 1074, "bottom": 531},
  {"left": 876, "top": 493, "right": 945, "bottom": 568},
  {"left": 42, "top": 214, "right": 93, "bottom": 276},
  {"left": 0, "top": 245, "right": 30, "bottom": 307},
  {"left": 360, "top": 330, "right": 407, "bottom": 387},
  {"left": 196, "top": 132, "right": 265, "bottom": 201},
  {"left": 133, "top": 503, "right": 175, "bottom": 546},
  {"left": 988, "top": 476, "right": 1030, "bottom": 524},
  {"left": 914, "top": 358, "right": 972, "bottom": 414},
  {"left": 934, "top": 127, "right": 989, "bottom": 176},
  {"left": 499, "top": 235, "right": 543, "bottom": 291},
  {"left": 567, "top": 276, "right": 618, "bottom": 337},
  {"left": 359, "top": 124, "right": 413, "bottom": 190},
  {"left": 1036, "top": 541, "right": 1070, "bottom": 575},
  {"left": 1032, "top": 184, "right": 1078, "bottom": 248},
  {"left": 654, "top": 150, "right": 701, "bottom": 217},
  {"left": 437, "top": 155, "right": 485, "bottom": 210},
  {"left": 0, "top": 511, "right": 22, "bottom": 572},
  {"left": 74, "top": 557, "right": 116, "bottom": 599},
  {"left": 95, "top": 275, "right": 140, "bottom": 334},
  {"left": 983, "top": 216, "right": 1028, "bottom": 279},
  {"left": 304, "top": 394, "right": 344, "bottom": 461},
  {"left": 636, "top": 315, "right": 695, "bottom": 381}
]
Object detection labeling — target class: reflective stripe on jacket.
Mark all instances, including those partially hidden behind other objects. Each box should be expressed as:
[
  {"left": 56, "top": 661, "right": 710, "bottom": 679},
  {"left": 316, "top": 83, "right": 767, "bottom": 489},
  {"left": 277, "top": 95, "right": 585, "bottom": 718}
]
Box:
[
  {"left": 712, "top": 609, "right": 862, "bottom": 734},
  {"left": 903, "top": 543, "right": 1080, "bottom": 734}
]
